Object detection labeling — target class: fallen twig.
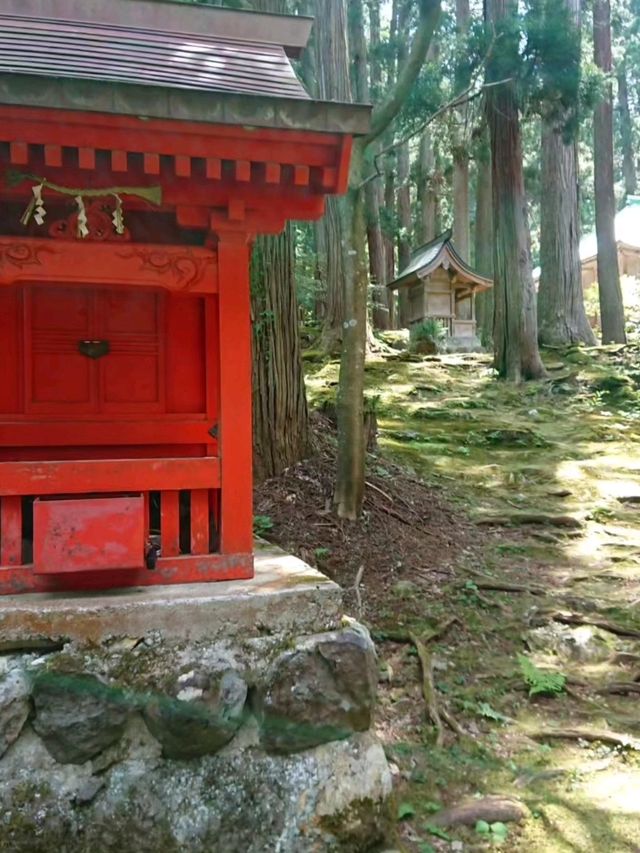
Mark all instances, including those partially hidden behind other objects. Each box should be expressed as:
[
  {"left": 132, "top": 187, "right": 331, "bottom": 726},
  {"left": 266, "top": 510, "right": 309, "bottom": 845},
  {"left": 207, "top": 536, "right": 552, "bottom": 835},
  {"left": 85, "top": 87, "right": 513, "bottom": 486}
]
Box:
[
  {"left": 524, "top": 727, "right": 640, "bottom": 750},
  {"left": 352, "top": 564, "right": 365, "bottom": 619},
  {"left": 364, "top": 480, "right": 393, "bottom": 503}
]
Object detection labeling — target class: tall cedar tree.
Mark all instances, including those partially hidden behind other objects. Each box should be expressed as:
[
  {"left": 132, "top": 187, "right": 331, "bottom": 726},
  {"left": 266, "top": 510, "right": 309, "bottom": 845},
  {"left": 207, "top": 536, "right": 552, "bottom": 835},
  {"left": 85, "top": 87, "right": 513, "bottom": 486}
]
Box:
[
  {"left": 617, "top": 57, "right": 637, "bottom": 197},
  {"left": 452, "top": 0, "right": 471, "bottom": 260},
  {"left": 334, "top": 0, "right": 442, "bottom": 520},
  {"left": 251, "top": 227, "right": 309, "bottom": 480},
  {"left": 250, "top": 0, "right": 309, "bottom": 479},
  {"left": 474, "top": 135, "right": 494, "bottom": 344},
  {"left": 593, "top": 0, "right": 627, "bottom": 343},
  {"left": 537, "top": 0, "right": 596, "bottom": 347},
  {"left": 485, "top": 0, "right": 546, "bottom": 380},
  {"left": 353, "top": 0, "right": 389, "bottom": 330},
  {"left": 314, "top": 0, "right": 352, "bottom": 352}
]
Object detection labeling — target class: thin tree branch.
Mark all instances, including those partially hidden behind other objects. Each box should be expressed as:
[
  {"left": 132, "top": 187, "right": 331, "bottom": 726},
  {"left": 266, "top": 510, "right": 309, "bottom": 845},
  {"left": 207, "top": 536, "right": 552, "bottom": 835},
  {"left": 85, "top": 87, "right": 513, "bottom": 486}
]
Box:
[
  {"left": 357, "top": 77, "right": 511, "bottom": 191},
  {"left": 363, "top": 0, "right": 443, "bottom": 148}
]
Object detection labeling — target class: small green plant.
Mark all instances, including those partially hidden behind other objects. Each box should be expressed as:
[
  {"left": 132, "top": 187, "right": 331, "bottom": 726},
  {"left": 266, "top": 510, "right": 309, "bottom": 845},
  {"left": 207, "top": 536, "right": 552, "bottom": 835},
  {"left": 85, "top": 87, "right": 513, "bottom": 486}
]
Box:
[
  {"left": 253, "top": 515, "right": 274, "bottom": 537},
  {"left": 410, "top": 318, "right": 448, "bottom": 353},
  {"left": 476, "top": 820, "right": 509, "bottom": 843},
  {"left": 591, "top": 506, "right": 615, "bottom": 523},
  {"left": 364, "top": 393, "right": 382, "bottom": 414},
  {"left": 518, "top": 654, "right": 566, "bottom": 697},
  {"left": 476, "top": 702, "right": 510, "bottom": 723},
  {"left": 314, "top": 547, "right": 330, "bottom": 561},
  {"left": 424, "top": 824, "right": 451, "bottom": 841},
  {"left": 397, "top": 802, "right": 415, "bottom": 821}
]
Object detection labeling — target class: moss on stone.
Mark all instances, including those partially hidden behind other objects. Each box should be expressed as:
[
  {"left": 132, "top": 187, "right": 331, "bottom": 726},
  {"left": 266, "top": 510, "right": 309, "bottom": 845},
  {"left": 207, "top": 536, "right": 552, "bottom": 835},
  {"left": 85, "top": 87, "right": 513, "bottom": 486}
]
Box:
[{"left": 317, "top": 795, "right": 393, "bottom": 852}]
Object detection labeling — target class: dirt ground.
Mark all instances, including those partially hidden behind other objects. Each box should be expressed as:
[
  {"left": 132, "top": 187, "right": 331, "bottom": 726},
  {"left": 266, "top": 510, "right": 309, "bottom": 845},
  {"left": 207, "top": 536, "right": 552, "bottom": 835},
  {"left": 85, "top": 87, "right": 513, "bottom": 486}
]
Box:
[{"left": 255, "top": 342, "right": 640, "bottom": 853}]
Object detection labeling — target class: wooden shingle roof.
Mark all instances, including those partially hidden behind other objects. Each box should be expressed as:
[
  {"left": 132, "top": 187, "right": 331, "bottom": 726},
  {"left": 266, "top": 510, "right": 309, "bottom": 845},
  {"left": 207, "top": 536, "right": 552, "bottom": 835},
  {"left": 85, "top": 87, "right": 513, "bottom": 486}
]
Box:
[
  {"left": 0, "top": 0, "right": 371, "bottom": 135},
  {"left": 388, "top": 230, "right": 493, "bottom": 292}
]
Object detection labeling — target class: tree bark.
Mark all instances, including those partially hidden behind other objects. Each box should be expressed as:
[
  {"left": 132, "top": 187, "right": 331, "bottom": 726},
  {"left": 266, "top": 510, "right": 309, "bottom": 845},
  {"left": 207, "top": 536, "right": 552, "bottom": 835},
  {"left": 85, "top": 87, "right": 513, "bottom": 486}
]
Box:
[
  {"left": 617, "top": 58, "right": 637, "bottom": 198},
  {"left": 313, "top": 0, "right": 352, "bottom": 352},
  {"left": 251, "top": 226, "right": 309, "bottom": 482},
  {"left": 538, "top": 0, "right": 595, "bottom": 348},
  {"left": 485, "top": 0, "right": 546, "bottom": 381},
  {"left": 593, "top": 0, "right": 627, "bottom": 344},
  {"left": 395, "top": 0, "right": 412, "bottom": 326},
  {"left": 538, "top": 124, "right": 596, "bottom": 346},
  {"left": 383, "top": 162, "right": 397, "bottom": 325},
  {"left": 397, "top": 140, "right": 412, "bottom": 325},
  {"left": 350, "top": 0, "right": 388, "bottom": 330},
  {"left": 474, "top": 143, "right": 494, "bottom": 346},
  {"left": 452, "top": 0, "right": 471, "bottom": 260},
  {"left": 334, "top": 169, "right": 368, "bottom": 519},
  {"left": 418, "top": 130, "right": 440, "bottom": 243}
]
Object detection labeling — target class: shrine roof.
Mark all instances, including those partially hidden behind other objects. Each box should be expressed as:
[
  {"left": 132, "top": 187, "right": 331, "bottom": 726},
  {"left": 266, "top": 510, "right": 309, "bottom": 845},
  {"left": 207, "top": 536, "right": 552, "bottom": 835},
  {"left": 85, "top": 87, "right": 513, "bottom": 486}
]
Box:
[
  {"left": 388, "top": 230, "right": 493, "bottom": 291},
  {"left": 0, "top": 0, "right": 370, "bottom": 136}
]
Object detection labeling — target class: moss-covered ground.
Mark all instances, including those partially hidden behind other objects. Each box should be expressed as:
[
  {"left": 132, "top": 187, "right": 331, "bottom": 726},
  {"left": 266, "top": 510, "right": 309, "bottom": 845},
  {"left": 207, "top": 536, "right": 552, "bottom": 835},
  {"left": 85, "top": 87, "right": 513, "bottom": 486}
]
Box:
[{"left": 306, "top": 342, "right": 640, "bottom": 852}]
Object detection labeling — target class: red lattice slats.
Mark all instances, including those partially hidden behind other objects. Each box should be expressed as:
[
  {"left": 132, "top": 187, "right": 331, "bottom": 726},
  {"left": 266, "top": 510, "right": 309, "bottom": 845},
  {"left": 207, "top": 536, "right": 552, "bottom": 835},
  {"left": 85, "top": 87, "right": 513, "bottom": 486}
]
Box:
[
  {"left": 161, "top": 490, "right": 180, "bottom": 558},
  {"left": 190, "top": 489, "right": 210, "bottom": 555},
  {"left": 0, "top": 496, "right": 22, "bottom": 567}
]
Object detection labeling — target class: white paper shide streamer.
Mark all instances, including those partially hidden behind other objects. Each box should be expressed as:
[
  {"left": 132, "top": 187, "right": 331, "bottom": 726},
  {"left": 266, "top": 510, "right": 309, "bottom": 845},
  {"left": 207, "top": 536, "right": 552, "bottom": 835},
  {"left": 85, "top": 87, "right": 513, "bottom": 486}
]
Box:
[
  {"left": 32, "top": 183, "right": 46, "bottom": 225},
  {"left": 112, "top": 194, "right": 125, "bottom": 235},
  {"left": 75, "top": 195, "right": 89, "bottom": 238}
]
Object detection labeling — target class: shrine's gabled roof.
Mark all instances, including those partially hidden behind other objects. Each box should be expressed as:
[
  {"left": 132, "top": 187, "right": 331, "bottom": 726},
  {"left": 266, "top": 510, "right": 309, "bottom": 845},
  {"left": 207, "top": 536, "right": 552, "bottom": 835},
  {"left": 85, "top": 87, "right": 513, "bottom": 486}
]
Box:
[
  {"left": 388, "top": 230, "right": 493, "bottom": 291},
  {"left": 0, "top": 0, "right": 370, "bottom": 135}
]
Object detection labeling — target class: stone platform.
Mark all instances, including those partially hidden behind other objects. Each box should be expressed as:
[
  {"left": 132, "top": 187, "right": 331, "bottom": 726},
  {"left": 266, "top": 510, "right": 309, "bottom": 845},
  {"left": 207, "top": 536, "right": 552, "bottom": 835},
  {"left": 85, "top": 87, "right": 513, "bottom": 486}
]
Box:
[
  {"left": 0, "top": 543, "right": 392, "bottom": 852},
  {"left": 0, "top": 540, "right": 343, "bottom": 647}
]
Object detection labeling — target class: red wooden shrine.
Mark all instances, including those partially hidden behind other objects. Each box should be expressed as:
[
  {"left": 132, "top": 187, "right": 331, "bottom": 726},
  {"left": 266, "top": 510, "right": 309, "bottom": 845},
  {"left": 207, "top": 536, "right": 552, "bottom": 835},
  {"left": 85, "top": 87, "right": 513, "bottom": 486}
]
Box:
[{"left": 0, "top": 0, "right": 369, "bottom": 594}]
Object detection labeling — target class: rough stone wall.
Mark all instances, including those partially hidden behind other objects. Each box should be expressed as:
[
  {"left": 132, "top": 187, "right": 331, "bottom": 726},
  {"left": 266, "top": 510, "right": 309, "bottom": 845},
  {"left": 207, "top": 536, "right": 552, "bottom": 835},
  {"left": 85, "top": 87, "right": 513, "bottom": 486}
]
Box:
[{"left": 0, "top": 622, "right": 392, "bottom": 852}]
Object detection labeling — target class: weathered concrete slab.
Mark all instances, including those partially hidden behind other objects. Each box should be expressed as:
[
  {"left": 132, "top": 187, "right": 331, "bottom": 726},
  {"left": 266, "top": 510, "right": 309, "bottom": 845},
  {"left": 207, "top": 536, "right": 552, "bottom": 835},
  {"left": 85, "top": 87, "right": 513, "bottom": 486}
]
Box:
[{"left": 0, "top": 542, "right": 342, "bottom": 647}]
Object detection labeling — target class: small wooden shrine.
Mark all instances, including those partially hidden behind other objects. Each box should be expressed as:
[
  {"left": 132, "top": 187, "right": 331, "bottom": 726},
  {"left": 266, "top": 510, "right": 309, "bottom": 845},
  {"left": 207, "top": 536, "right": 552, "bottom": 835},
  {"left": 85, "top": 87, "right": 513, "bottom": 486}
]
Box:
[
  {"left": 388, "top": 230, "right": 493, "bottom": 340},
  {"left": 0, "top": 0, "right": 368, "bottom": 594}
]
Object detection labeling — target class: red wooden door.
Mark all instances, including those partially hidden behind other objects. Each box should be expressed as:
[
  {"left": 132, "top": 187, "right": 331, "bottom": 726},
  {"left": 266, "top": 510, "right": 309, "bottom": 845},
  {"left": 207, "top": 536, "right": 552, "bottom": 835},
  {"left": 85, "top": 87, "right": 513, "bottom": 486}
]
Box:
[{"left": 25, "top": 285, "right": 164, "bottom": 416}]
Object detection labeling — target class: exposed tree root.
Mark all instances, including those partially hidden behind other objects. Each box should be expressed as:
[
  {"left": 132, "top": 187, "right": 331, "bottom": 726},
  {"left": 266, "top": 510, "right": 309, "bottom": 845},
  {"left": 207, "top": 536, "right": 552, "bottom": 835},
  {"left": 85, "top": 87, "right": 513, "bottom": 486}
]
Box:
[
  {"left": 430, "top": 795, "right": 528, "bottom": 828},
  {"left": 475, "top": 514, "right": 583, "bottom": 529},
  {"left": 472, "top": 577, "right": 547, "bottom": 596},
  {"left": 473, "top": 590, "right": 510, "bottom": 612},
  {"left": 376, "top": 616, "right": 459, "bottom": 645},
  {"left": 524, "top": 726, "right": 640, "bottom": 750},
  {"left": 409, "top": 631, "right": 445, "bottom": 748},
  {"left": 597, "top": 682, "right": 640, "bottom": 696},
  {"left": 540, "top": 610, "right": 640, "bottom": 639}
]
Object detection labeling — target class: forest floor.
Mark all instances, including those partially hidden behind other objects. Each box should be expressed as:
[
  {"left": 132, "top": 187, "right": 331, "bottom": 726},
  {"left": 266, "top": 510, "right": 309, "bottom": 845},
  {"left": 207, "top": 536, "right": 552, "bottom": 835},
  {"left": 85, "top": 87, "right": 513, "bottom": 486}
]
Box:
[{"left": 254, "top": 338, "right": 640, "bottom": 853}]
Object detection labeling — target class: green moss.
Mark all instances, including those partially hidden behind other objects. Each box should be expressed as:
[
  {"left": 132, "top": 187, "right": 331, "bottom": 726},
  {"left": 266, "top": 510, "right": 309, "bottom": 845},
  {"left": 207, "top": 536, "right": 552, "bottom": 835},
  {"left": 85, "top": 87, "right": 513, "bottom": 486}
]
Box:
[{"left": 317, "top": 796, "right": 393, "bottom": 853}]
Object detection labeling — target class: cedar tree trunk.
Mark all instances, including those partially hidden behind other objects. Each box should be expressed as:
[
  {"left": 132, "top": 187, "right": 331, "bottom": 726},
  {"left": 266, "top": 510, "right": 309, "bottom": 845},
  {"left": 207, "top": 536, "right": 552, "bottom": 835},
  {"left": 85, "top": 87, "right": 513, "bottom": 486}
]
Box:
[
  {"left": 474, "top": 144, "right": 494, "bottom": 345},
  {"left": 538, "top": 123, "right": 596, "bottom": 346},
  {"left": 314, "top": 0, "right": 352, "bottom": 352},
  {"left": 251, "top": 227, "right": 309, "bottom": 481},
  {"left": 485, "top": 0, "right": 546, "bottom": 380},
  {"left": 617, "top": 59, "right": 637, "bottom": 198},
  {"left": 593, "top": 0, "right": 627, "bottom": 343},
  {"left": 452, "top": 0, "right": 471, "bottom": 260}
]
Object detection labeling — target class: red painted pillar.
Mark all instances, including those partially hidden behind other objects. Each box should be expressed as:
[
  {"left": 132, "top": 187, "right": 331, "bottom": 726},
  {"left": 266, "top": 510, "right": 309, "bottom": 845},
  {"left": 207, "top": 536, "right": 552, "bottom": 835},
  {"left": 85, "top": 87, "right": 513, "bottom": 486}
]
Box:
[{"left": 216, "top": 232, "right": 254, "bottom": 560}]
